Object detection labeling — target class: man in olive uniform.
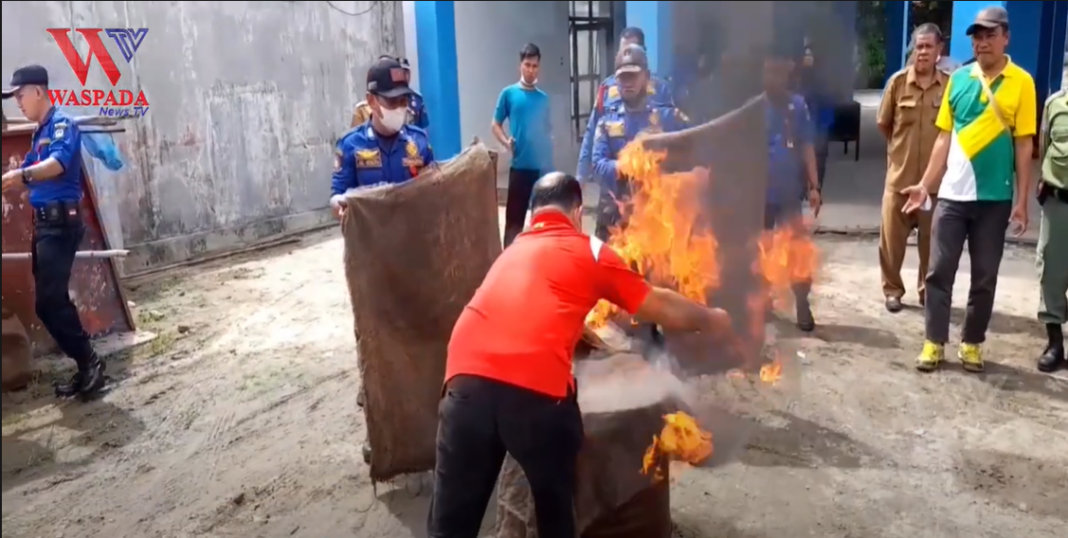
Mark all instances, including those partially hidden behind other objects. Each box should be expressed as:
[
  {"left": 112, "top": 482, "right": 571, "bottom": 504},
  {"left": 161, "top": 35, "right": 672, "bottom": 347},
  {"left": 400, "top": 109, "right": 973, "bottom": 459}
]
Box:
[{"left": 1035, "top": 81, "right": 1067, "bottom": 372}]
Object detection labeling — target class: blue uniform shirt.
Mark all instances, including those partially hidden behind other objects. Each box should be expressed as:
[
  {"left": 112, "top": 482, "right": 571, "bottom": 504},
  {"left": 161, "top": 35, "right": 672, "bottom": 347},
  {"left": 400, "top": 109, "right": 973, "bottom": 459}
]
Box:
[
  {"left": 591, "top": 102, "right": 688, "bottom": 190},
  {"left": 23, "top": 107, "right": 84, "bottom": 208},
  {"left": 408, "top": 91, "right": 430, "bottom": 130},
  {"left": 330, "top": 123, "right": 434, "bottom": 198},
  {"left": 578, "top": 75, "right": 674, "bottom": 181},
  {"left": 766, "top": 93, "right": 813, "bottom": 207}
]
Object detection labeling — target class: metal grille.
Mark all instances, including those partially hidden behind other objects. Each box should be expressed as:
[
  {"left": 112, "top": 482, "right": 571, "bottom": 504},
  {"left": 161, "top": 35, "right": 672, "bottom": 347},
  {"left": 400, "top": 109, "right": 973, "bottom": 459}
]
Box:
[{"left": 569, "top": 1, "right": 615, "bottom": 142}]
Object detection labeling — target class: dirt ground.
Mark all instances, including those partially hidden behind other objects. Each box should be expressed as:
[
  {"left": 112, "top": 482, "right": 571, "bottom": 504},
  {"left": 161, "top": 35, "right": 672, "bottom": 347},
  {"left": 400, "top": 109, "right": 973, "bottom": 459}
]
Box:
[{"left": 2, "top": 226, "right": 1065, "bottom": 538}]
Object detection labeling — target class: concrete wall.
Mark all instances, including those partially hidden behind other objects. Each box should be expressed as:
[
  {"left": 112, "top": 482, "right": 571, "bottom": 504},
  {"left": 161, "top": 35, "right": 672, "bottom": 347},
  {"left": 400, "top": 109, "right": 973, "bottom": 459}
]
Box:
[
  {"left": 1, "top": 1, "right": 404, "bottom": 274},
  {"left": 452, "top": 1, "right": 577, "bottom": 174}
]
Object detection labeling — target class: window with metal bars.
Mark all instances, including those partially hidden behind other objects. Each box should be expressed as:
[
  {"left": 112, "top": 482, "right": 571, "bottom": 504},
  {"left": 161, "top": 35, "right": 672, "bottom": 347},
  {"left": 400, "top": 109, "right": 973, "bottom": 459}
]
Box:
[{"left": 569, "top": 1, "right": 616, "bottom": 142}]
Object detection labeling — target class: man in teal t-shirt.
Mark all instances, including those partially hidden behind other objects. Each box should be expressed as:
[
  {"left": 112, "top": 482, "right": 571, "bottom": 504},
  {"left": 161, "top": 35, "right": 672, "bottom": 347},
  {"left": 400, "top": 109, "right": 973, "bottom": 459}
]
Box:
[{"left": 492, "top": 43, "right": 554, "bottom": 247}]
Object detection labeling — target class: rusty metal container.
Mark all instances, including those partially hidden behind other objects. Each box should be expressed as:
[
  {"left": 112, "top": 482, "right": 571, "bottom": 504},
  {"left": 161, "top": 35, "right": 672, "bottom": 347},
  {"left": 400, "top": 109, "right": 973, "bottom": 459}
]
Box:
[{"left": 1, "top": 124, "right": 136, "bottom": 358}]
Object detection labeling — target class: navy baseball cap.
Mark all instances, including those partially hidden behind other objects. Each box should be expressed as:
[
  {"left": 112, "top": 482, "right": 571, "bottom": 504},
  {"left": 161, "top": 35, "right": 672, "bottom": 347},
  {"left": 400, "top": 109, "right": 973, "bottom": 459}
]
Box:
[
  {"left": 2, "top": 64, "right": 49, "bottom": 99},
  {"left": 615, "top": 45, "right": 649, "bottom": 76},
  {"left": 367, "top": 57, "right": 412, "bottom": 99}
]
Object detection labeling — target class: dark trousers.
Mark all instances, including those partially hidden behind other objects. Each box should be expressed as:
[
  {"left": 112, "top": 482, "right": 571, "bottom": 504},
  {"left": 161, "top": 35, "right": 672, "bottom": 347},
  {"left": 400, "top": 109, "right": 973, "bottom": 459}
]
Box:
[
  {"left": 427, "top": 375, "right": 583, "bottom": 538},
  {"left": 32, "top": 221, "right": 94, "bottom": 368},
  {"left": 764, "top": 201, "right": 812, "bottom": 301},
  {"left": 814, "top": 133, "right": 829, "bottom": 191},
  {"left": 503, "top": 168, "right": 541, "bottom": 248},
  {"left": 924, "top": 200, "right": 1012, "bottom": 344}
]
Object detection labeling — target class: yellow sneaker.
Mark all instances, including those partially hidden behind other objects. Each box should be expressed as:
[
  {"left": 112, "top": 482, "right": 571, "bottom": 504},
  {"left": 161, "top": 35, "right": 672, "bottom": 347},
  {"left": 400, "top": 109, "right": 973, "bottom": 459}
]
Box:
[
  {"left": 958, "top": 343, "right": 984, "bottom": 372},
  {"left": 915, "top": 341, "right": 944, "bottom": 372}
]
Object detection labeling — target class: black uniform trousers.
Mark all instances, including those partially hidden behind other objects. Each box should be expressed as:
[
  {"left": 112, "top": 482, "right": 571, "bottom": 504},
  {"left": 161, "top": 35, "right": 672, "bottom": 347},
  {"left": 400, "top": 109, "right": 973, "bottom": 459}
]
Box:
[
  {"left": 427, "top": 374, "right": 583, "bottom": 538},
  {"left": 32, "top": 202, "right": 94, "bottom": 368},
  {"left": 503, "top": 168, "right": 541, "bottom": 248}
]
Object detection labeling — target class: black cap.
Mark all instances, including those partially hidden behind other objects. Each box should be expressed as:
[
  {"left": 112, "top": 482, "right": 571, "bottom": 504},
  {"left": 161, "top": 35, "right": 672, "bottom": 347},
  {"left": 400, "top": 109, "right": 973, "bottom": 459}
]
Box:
[
  {"left": 367, "top": 57, "right": 412, "bottom": 98},
  {"left": 615, "top": 45, "right": 649, "bottom": 76},
  {"left": 966, "top": 6, "right": 1009, "bottom": 36},
  {"left": 2, "top": 64, "right": 49, "bottom": 99}
]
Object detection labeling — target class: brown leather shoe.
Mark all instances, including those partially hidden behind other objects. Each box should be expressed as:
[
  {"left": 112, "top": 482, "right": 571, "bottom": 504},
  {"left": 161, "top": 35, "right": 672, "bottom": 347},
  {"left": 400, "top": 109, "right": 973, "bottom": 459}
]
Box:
[{"left": 885, "top": 296, "right": 903, "bottom": 313}]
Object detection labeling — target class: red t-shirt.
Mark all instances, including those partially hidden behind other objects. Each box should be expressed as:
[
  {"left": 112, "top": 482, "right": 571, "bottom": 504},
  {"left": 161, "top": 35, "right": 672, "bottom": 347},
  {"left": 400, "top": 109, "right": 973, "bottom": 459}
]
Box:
[{"left": 445, "top": 211, "right": 651, "bottom": 398}]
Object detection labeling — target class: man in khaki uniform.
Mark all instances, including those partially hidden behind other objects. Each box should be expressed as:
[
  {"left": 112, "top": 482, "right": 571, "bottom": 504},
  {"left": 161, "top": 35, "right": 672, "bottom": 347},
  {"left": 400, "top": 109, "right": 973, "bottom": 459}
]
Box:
[
  {"left": 876, "top": 23, "right": 950, "bottom": 312},
  {"left": 1035, "top": 81, "right": 1067, "bottom": 372}
]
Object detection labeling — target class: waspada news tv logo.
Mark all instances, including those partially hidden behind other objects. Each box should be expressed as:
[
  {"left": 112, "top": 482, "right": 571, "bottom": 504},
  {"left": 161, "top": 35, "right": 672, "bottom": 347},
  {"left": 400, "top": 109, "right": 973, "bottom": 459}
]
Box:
[{"left": 46, "top": 28, "right": 149, "bottom": 118}]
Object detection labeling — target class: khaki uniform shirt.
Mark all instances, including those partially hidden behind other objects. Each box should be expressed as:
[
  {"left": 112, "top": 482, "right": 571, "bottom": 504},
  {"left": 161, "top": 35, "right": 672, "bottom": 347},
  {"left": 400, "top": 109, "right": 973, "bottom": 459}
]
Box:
[
  {"left": 1041, "top": 89, "right": 1068, "bottom": 189},
  {"left": 878, "top": 66, "right": 950, "bottom": 193}
]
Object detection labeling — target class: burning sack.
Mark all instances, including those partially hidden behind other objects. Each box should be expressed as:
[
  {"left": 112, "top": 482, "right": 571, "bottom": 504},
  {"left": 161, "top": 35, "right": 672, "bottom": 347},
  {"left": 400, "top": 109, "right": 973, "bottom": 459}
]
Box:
[
  {"left": 495, "top": 354, "right": 689, "bottom": 538},
  {"left": 2, "top": 306, "right": 33, "bottom": 392},
  {"left": 342, "top": 144, "right": 501, "bottom": 482}
]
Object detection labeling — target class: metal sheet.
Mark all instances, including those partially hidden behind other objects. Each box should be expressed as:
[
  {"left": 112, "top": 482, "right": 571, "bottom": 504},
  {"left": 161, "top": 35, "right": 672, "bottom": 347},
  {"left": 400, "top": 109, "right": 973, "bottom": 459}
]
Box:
[{"left": 2, "top": 128, "right": 136, "bottom": 357}]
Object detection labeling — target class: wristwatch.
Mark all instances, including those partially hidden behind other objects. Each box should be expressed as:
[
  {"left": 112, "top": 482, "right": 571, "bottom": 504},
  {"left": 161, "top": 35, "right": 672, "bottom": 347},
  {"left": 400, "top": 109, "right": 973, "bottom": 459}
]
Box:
[{"left": 20, "top": 168, "right": 30, "bottom": 184}]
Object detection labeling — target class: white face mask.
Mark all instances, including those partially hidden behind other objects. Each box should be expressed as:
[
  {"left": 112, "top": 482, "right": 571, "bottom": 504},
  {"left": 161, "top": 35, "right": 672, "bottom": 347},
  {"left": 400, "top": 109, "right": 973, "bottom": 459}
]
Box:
[{"left": 379, "top": 105, "right": 407, "bottom": 133}]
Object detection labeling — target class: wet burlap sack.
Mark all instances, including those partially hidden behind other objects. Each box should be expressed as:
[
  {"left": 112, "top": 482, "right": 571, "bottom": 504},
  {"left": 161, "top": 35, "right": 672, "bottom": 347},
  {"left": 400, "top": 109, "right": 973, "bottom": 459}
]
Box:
[
  {"left": 495, "top": 354, "right": 686, "bottom": 538},
  {"left": 2, "top": 305, "right": 33, "bottom": 392},
  {"left": 342, "top": 145, "right": 501, "bottom": 482}
]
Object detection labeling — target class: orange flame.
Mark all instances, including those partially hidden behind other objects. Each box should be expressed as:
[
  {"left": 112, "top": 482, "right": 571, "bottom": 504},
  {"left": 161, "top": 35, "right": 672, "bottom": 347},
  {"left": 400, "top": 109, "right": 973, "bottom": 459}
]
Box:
[
  {"left": 585, "top": 141, "right": 720, "bottom": 328},
  {"left": 642, "top": 411, "right": 713, "bottom": 482},
  {"left": 759, "top": 359, "right": 783, "bottom": 384}
]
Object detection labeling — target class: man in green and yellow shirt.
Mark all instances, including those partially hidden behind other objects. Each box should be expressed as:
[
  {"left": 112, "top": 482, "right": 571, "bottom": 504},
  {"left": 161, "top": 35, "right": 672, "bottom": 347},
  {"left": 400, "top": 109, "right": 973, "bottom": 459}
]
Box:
[
  {"left": 1035, "top": 82, "right": 1067, "bottom": 372},
  {"left": 900, "top": 7, "right": 1037, "bottom": 372}
]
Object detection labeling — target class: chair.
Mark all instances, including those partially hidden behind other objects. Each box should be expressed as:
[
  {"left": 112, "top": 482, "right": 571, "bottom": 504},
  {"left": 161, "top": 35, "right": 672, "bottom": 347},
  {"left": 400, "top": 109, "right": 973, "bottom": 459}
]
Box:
[{"left": 829, "top": 100, "right": 861, "bottom": 161}]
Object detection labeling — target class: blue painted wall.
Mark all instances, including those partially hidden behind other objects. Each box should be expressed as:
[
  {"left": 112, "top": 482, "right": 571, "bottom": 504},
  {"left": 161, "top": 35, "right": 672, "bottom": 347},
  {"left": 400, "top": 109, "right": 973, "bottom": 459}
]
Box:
[
  {"left": 624, "top": 1, "right": 673, "bottom": 77},
  {"left": 414, "top": 1, "right": 461, "bottom": 160},
  {"left": 1005, "top": 1, "right": 1042, "bottom": 77},
  {"left": 885, "top": 1, "right": 908, "bottom": 82},
  {"left": 950, "top": 1, "right": 1004, "bottom": 62},
  {"left": 1036, "top": 0, "right": 1067, "bottom": 96}
]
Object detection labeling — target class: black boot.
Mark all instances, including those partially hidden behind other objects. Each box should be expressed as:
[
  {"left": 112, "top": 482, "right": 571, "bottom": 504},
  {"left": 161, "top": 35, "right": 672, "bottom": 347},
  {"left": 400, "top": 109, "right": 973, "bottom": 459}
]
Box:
[
  {"left": 78, "top": 354, "right": 106, "bottom": 398},
  {"left": 1037, "top": 324, "right": 1065, "bottom": 373},
  {"left": 54, "top": 371, "right": 86, "bottom": 398},
  {"left": 795, "top": 292, "right": 815, "bottom": 332}
]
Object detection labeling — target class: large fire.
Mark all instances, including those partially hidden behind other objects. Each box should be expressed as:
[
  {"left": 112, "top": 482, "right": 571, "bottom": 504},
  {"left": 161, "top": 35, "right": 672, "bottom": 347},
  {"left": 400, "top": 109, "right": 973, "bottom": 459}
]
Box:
[
  {"left": 585, "top": 140, "right": 720, "bottom": 329},
  {"left": 583, "top": 137, "right": 818, "bottom": 477}
]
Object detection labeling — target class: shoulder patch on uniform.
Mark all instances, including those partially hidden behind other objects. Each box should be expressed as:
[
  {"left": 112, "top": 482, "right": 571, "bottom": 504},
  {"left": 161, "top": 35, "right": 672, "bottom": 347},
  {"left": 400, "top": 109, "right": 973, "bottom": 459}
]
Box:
[
  {"left": 607, "top": 86, "right": 620, "bottom": 100},
  {"left": 53, "top": 122, "right": 68, "bottom": 141},
  {"left": 589, "top": 235, "right": 604, "bottom": 262}
]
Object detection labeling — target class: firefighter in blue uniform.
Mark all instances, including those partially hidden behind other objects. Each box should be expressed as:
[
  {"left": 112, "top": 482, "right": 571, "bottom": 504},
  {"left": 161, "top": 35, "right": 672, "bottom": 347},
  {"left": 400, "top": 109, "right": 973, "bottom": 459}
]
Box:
[
  {"left": 331, "top": 57, "right": 435, "bottom": 218},
  {"left": 332, "top": 57, "right": 433, "bottom": 463},
  {"left": 763, "top": 48, "right": 822, "bottom": 332},
  {"left": 1, "top": 65, "right": 105, "bottom": 399},
  {"left": 591, "top": 45, "right": 688, "bottom": 240},
  {"left": 578, "top": 27, "right": 674, "bottom": 183}
]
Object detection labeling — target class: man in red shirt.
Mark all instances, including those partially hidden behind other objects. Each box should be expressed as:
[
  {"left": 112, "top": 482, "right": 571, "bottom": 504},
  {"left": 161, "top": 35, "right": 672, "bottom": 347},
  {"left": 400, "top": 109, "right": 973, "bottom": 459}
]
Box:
[{"left": 427, "top": 172, "right": 731, "bottom": 538}]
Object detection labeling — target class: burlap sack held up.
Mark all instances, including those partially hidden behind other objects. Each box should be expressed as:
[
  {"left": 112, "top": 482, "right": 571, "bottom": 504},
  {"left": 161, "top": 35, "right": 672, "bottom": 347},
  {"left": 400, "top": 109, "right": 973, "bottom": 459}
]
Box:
[
  {"left": 342, "top": 144, "right": 501, "bottom": 482},
  {"left": 496, "top": 354, "right": 685, "bottom": 538}
]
